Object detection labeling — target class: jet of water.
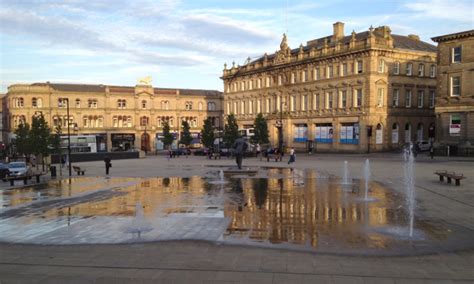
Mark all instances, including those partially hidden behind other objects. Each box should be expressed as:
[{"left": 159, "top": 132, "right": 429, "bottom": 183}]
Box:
[
  {"left": 342, "top": 161, "right": 349, "bottom": 184},
  {"left": 364, "top": 159, "right": 370, "bottom": 200},
  {"left": 404, "top": 147, "right": 415, "bottom": 238}
]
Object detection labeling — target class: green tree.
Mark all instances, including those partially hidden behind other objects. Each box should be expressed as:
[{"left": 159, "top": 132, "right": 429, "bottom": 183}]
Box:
[
  {"left": 13, "top": 121, "right": 31, "bottom": 157},
  {"left": 162, "top": 121, "right": 174, "bottom": 149},
  {"left": 200, "top": 117, "right": 215, "bottom": 149},
  {"left": 179, "top": 120, "right": 193, "bottom": 147},
  {"left": 223, "top": 113, "right": 239, "bottom": 147},
  {"left": 30, "top": 114, "right": 52, "bottom": 169},
  {"left": 251, "top": 113, "right": 269, "bottom": 144}
]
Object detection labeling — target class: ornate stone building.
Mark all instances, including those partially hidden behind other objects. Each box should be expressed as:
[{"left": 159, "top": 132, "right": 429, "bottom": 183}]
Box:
[
  {"left": 222, "top": 22, "right": 437, "bottom": 152},
  {"left": 5, "top": 81, "right": 223, "bottom": 152},
  {"left": 431, "top": 30, "right": 474, "bottom": 154}
]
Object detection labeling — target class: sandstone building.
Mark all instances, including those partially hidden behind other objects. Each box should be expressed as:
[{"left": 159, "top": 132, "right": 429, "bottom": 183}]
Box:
[
  {"left": 431, "top": 30, "right": 474, "bottom": 155},
  {"left": 5, "top": 81, "right": 223, "bottom": 152},
  {"left": 221, "top": 22, "right": 437, "bottom": 152}
]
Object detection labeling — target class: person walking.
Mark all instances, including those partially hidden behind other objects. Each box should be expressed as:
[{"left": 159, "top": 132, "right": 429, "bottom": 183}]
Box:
[
  {"left": 288, "top": 147, "right": 296, "bottom": 164},
  {"left": 429, "top": 145, "right": 435, "bottom": 159},
  {"left": 232, "top": 137, "right": 248, "bottom": 170},
  {"left": 104, "top": 156, "right": 112, "bottom": 175}
]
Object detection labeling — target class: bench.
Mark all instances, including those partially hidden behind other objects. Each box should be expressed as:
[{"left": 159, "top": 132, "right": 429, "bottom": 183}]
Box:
[
  {"left": 434, "top": 170, "right": 466, "bottom": 186},
  {"left": 266, "top": 153, "right": 282, "bottom": 162},
  {"left": 73, "top": 166, "right": 86, "bottom": 175},
  {"left": 4, "top": 173, "right": 44, "bottom": 186}
]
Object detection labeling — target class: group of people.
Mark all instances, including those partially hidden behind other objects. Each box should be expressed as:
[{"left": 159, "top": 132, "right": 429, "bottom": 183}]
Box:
[{"left": 233, "top": 138, "right": 296, "bottom": 169}]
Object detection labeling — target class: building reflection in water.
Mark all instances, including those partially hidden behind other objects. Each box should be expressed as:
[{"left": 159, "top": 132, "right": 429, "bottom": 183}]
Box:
[{"left": 0, "top": 169, "right": 451, "bottom": 249}]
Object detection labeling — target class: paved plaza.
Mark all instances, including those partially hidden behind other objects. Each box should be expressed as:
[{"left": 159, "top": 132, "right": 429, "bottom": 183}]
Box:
[{"left": 1, "top": 152, "right": 473, "bottom": 283}]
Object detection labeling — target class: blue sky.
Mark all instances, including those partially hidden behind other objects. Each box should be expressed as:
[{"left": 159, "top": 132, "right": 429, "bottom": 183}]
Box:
[{"left": 1, "top": 0, "right": 473, "bottom": 93}]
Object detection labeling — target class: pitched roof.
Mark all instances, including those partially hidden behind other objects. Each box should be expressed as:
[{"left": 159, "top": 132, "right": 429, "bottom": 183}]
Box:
[{"left": 431, "top": 29, "right": 474, "bottom": 42}]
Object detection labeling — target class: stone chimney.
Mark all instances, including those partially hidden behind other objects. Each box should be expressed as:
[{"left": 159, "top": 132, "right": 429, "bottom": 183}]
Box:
[
  {"left": 408, "top": 34, "right": 420, "bottom": 41},
  {"left": 333, "top": 22, "right": 345, "bottom": 41}
]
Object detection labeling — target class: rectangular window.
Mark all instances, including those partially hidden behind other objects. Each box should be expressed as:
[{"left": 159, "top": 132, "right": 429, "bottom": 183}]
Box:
[
  {"left": 355, "top": 89, "right": 362, "bottom": 107},
  {"left": 377, "top": 88, "right": 384, "bottom": 107},
  {"left": 316, "top": 68, "right": 321, "bottom": 80},
  {"left": 406, "top": 63, "right": 413, "bottom": 76},
  {"left": 405, "top": 89, "right": 412, "bottom": 107},
  {"left": 314, "top": 93, "right": 320, "bottom": 110},
  {"left": 315, "top": 123, "right": 333, "bottom": 143},
  {"left": 418, "top": 64, "right": 424, "bottom": 77},
  {"left": 291, "top": 73, "right": 296, "bottom": 84},
  {"left": 340, "top": 90, "right": 347, "bottom": 108},
  {"left": 327, "top": 66, "right": 333, "bottom": 78},
  {"left": 241, "top": 101, "right": 245, "bottom": 114},
  {"left": 290, "top": 96, "right": 295, "bottom": 111},
  {"left": 451, "top": 76, "right": 461, "bottom": 96},
  {"left": 357, "top": 60, "right": 363, "bottom": 73},
  {"left": 266, "top": 77, "right": 270, "bottom": 87},
  {"left": 326, "top": 92, "right": 333, "bottom": 109},
  {"left": 249, "top": 100, "right": 253, "bottom": 114},
  {"left": 293, "top": 124, "right": 308, "bottom": 142},
  {"left": 302, "top": 95, "right": 307, "bottom": 111},
  {"left": 393, "top": 62, "right": 400, "bottom": 74},
  {"left": 378, "top": 59, "right": 385, "bottom": 73},
  {"left": 340, "top": 123, "right": 360, "bottom": 144},
  {"left": 226, "top": 102, "right": 230, "bottom": 114},
  {"left": 342, "top": 63, "right": 348, "bottom": 76},
  {"left": 430, "top": 65, "right": 436, "bottom": 78},
  {"left": 417, "top": 90, "right": 424, "bottom": 108},
  {"left": 429, "top": 90, "right": 435, "bottom": 108},
  {"left": 452, "top": 46, "right": 462, "bottom": 63},
  {"left": 257, "top": 99, "right": 261, "bottom": 113},
  {"left": 449, "top": 114, "right": 461, "bottom": 136},
  {"left": 392, "top": 89, "right": 399, "bottom": 107}
]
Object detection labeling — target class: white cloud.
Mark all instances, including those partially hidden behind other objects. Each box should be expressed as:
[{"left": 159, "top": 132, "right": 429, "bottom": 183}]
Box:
[{"left": 404, "top": 0, "right": 473, "bottom": 23}]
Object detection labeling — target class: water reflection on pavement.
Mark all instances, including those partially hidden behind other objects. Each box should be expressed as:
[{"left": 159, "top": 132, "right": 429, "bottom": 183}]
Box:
[{"left": 0, "top": 168, "right": 472, "bottom": 255}]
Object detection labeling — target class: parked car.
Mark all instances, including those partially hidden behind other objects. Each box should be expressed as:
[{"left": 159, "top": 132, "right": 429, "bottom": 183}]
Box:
[
  {"left": 0, "top": 163, "right": 10, "bottom": 180},
  {"left": 171, "top": 148, "right": 191, "bottom": 157},
  {"left": 416, "top": 141, "right": 431, "bottom": 152},
  {"left": 8, "top": 162, "right": 32, "bottom": 176}
]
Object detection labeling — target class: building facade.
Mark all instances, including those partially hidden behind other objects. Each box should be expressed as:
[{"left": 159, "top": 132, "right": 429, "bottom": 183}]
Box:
[
  {"left": 431, "top": 30, "right": 474, "bottom": 155},
  {"left": 222, "top": 22, "right": 437, "bottom": 152},
  {"left": 5, "top": 81, "right": 223, "bottom": 152}
]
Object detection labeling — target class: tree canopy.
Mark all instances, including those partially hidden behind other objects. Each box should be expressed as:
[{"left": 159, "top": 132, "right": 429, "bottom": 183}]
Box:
[
  {"left": 162, "top": 121, "right": 174, "bottom": 149},
  {"left": 223, "top": 113, "right": 239, "bottom": 147},
  {"left": 13, "top": 121, "right": 31, "bottom": 157},
  {"left": 251, "top": 113, "right": 269, "bottom": 145},
  {"left": 30, "top": 114, "right": 52, "bottom": 157},
  {"left": 200, "top": 117, "right": 215, "bottom": 149},
  {"left": 179, "top": 120, "right": 193, "bottom": 147}
]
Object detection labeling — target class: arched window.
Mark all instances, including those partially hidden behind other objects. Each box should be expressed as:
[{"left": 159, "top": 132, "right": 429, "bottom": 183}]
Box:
[
  {"left": 140, "top": 116, "right": 149, "bottom": 126},
  {"left": 32, "top": 98, "right": 38, "bottom": 108},
  {"left": 117, "top": 99, "right": 126, "bottom": 109},
  {"left": 141, "top": 100, "right": 147, "bottom": 109},
  {"left": 88, "top": 99, "right": 97, "bottom": 108},
  {"left": 405, "top": 123, "right": 412, "bottom": 143},
  {"left": 417, "top": 123, "right": 424, "bottom": 142},
  {"left": 208, "top": 102, "right": 216, "bottom": 111},
  {"left": 161, "top": 100, "right": 169, "bottom": 110},
  {"left": 391, "top": 123, "right": 399, "bottom": 144},
  {"left": 75, "top": 99, "right": 81, "bottom": 108},
  {"left": 127, "top": 116, "right": 132, "bottom": 127},
  {"left": 185, "top": 101, "right": 193, "bottom": 110},
  {"left": 198, "top": 102, "right": 203, "bottom": 111},
  {"left": 406, "top": 62, "right": 413, "bottom": 76},
  {"left": 17, "top": 97, "right": 24, "bottom": 108}
]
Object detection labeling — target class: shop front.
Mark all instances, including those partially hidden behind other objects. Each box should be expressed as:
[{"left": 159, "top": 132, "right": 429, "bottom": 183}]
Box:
[{"left": 111, "top": 134, "right": 135, "bottom": 151}]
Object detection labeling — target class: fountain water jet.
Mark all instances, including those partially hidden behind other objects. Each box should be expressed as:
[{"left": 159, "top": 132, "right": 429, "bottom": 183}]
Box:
[
  {"left": 404, "top": 145, "right": 415, "bottom": 238},
  {"left": 127, "top": 202, "right": 153, "bottom": 238},
  {"left": 341, "top": 161, "right": 350, "bottom": 185},
  {"left": 364, "top": 159, "right": 370, "bottom": 200}
]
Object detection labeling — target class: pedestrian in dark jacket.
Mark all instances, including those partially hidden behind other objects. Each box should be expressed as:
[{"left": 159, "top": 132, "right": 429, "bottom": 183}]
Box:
[
  {"left": 104, "top": 156, "right": 112, "bottom": 175},
  {"left": 232, "top": 137, "right": 248, "bottom": 169}
]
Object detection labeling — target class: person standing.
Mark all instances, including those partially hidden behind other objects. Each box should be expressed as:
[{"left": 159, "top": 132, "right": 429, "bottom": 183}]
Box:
[
  {"left": 104, "top": 156, "right": 112, "bottom": 175},
  {"left": 429, "top": 145, "right": 435, "bottom": 159},
  {"left": 232, "top": 137, "right": 248, "bottom": 170},
  {"left": 256, "top": 143, "right": 261, "bottom": 159},
  {"left": 288, "top": 147, "right": 296, "bottom": 164}
]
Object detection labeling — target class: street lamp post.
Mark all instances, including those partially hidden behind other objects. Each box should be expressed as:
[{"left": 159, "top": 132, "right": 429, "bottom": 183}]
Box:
[{"left": 60, "top": 98, "right": 72, "bottom": 177}]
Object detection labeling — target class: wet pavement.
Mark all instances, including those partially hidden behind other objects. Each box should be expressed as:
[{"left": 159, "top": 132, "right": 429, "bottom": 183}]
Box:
[
  {"left": 1, "top": 154, "right": 474, "bottom": 283},
  {"left": 1, "top": 167, "right": 472, "bottom": 256}
]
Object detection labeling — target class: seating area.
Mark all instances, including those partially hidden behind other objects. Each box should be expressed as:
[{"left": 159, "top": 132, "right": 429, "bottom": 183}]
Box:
[
  {"left": 434, "top": 170, "right": 466, "bottom": 186},
  {"left": 4, "top": 173, "right": 44, "bottom": 186},
  {"left": 73, "top": 166, "right": 86, "bottom": 175}
]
